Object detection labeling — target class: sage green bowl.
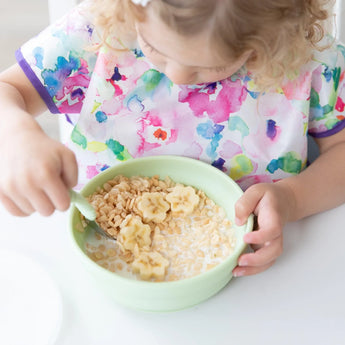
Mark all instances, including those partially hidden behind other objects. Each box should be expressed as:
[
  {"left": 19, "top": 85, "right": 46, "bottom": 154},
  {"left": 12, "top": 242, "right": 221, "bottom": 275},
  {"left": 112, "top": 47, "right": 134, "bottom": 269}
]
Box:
[{"left": 70, "top": 155, "right": 253, "bottom": 312}]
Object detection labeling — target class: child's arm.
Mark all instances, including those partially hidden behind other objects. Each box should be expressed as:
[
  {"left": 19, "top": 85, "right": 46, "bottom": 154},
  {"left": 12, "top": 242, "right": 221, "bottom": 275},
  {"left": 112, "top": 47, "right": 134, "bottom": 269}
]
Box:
[
  {"left": 0, "top": 64, "right": 78, "bottom": 216},
  {"left": 233, "top": 127, "right": 345, "bottom": 277}
]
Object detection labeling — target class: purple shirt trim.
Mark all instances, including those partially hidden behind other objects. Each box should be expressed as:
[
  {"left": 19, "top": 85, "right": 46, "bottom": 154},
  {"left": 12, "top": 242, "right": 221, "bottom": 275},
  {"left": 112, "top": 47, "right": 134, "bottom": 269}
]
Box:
[
  {"left": 308, "top": 119, "right": 345, "bottom": 138},
  {"left": 15, "top": 49, "right": 60, "bottom": 114}
]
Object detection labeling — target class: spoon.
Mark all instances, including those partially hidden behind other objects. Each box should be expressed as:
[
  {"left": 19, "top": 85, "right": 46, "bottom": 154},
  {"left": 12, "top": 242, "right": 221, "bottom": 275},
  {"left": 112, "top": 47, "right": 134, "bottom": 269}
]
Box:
[{"left": 69, "top": 190, "right": 115, "bottom": 240}]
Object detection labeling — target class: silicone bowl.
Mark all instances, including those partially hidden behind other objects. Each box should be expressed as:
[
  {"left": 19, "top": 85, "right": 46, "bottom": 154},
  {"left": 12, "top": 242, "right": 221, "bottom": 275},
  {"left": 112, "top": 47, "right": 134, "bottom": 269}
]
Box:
[{"left": 70, "top": 155, "right": 253, "bottom": 312}]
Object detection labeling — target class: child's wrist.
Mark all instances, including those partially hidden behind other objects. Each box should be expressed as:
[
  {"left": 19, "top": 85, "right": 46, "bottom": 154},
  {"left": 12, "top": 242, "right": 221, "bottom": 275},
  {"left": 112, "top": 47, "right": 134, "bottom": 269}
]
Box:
[
  {"left": 275, "top": 179, "right": 299, "bottom": 222},
  {"left": 0, "top": 110, "right": 42, "bottom": 140}
]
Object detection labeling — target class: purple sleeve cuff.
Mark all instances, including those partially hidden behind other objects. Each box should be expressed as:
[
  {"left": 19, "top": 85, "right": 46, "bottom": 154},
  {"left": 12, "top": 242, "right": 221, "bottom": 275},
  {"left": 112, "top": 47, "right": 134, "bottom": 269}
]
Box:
[
  {"left": 15, "top": 49, "right": 60, "bottom": 114},
  {"left": 308, "top": 119, "right": 345, "bottom": 138}
]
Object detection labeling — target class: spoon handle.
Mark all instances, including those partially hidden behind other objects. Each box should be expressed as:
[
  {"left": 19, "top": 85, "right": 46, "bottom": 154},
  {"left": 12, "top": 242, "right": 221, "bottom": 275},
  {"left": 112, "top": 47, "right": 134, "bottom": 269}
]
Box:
[{"left": 69, "top": 190, "right": 96, "bottom": 221}]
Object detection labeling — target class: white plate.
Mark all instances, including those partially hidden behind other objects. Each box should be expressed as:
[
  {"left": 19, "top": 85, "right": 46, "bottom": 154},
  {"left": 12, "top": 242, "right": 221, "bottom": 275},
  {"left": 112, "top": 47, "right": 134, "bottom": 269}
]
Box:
[{"left": 0, "top": 249, "right": 62, "bottom": 345}]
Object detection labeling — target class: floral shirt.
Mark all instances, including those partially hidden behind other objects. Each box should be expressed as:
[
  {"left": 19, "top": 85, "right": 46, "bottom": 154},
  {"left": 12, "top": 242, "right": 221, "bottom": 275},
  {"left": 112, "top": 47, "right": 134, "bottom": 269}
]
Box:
[{"left": 16, "top": 3, "right": 345, "bottom": 190}]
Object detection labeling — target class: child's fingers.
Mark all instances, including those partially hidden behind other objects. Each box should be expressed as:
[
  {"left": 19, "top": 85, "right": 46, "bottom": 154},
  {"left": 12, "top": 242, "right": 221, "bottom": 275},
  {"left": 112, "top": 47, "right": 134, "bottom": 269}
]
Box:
[
  {"left": 235, "top": 184, "right": 265, "bottom": 225},
  {"left": 233, "top": 237, "right": 282, "bottom": 277},
  {"left": 233, "top": 261, "right": 275, "bottom": 277},
  {"left": 28, "top": 189, "right": 56, "bottom": 216},
  {"left": 5, "top": 191, "right": 35, "bottom": 216},
  {"left": 30, "top": 147, "right": 77, "bottom": 213},
  {"left": 237, "top": 237, "right": 283, "bottom": 267},
  {"left": 243, "top": 222, "right": 282, "bottom": 244},
  {"left": 0, "top": 192, "right": 32, "bottom": 217},
  {"left": 60, "top": 148, "right": 78, "bottom": 189},
  {"left": 243, "top": 197, "right": 284, "bottom": 244},
  {"left": 42, "top": 177, "right": 72, "bottom": 212}
]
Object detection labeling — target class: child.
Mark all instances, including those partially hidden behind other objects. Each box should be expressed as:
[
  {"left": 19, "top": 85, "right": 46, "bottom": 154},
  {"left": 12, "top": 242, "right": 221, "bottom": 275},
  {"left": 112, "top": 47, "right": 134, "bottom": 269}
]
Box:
[{"left": 0, "top": 0, "right": 345, "bottom": 277}]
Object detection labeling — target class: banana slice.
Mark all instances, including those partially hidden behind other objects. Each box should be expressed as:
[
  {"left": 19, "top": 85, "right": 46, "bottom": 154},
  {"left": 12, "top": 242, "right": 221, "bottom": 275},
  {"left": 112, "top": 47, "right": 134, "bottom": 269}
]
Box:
[
  {"left": 166, "top": 185, "right": 200, "bottom": 215},
  {"left": 137, "top": 192, "right": 170, "bottom": 223},
  {"left": 132, "top": 251, "right": 169, "bottom": 280},
  {"left": 117, "top": 215, "right": 152, "bottom": 251}
]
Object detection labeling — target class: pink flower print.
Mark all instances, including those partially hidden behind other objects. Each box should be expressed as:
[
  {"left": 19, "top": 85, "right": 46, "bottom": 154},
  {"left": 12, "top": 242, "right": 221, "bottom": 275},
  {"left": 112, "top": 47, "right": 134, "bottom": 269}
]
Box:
[
  {"left": 219, "top": 140, "right": 243, "bottom": 159},
  {"left": 237, "top": 174, "right": 273, "bottom": 191},
  {"left": 95, "top": 50, "right": 149, "bottom": 103},
  {"left": 95, "top": 50, "right": 120, "bottom": 79},
  {"left": 106, "top": 67, "right": 126, "bottom": 96},
  {"left": 183, "top": 141, "right": 203, "bottom": 158},
  {"left": 336, "top": 96, "right": 345, "bottom": 112},
  {"left": 242, "top": 99, "right": 303, "bottom": 161},
  {"left": 138, "top": 113, "right": 176, "bottom": 150},
  {"left": 86, "top": 165, "right": 99, "bottom": 179},
  {"left": 58, "top": 74, "right": 90, "bottom": 113},
  {"left": 179, "top": 79, "right": 247, "bottom": 123},
  {"left": 137, "top": 122, "right": 178, "bottom": 153},
  {"left": 153, "top": 128, "right": 168, "bottom": 141},
  {"left": 281, "top": 70, "right": 312, "bottom": 101},
  {"left": 42, "top": 54, "right": 91, "bottom": 113},
  {"left": 310, "top": 65, "right": 323, "bottom": 94},
  {"left": 134, "top": 105, "right": 197, "bottom": 156},
  {"left": 85, "top": 164, "right": 111, "bottom": 180}
]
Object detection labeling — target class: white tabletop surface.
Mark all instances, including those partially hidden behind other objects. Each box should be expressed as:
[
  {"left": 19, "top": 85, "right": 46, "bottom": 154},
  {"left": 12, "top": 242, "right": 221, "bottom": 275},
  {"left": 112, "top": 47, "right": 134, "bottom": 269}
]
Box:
[{"left": 1, "top": 202, "right": 345, "bottom": 345}]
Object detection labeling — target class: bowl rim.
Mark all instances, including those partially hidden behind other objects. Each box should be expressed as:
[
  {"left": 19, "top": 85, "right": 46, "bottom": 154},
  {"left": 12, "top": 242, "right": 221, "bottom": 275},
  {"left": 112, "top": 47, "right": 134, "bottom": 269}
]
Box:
[{"left": 69, "top": 155, "right": 254, "bottom": 286}]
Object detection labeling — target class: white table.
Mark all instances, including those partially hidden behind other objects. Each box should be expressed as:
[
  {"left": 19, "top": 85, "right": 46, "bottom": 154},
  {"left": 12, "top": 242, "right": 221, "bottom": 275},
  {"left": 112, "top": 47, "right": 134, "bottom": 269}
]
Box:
[{"left": 1, "top": 202, "right": 345, "bottom": 345}]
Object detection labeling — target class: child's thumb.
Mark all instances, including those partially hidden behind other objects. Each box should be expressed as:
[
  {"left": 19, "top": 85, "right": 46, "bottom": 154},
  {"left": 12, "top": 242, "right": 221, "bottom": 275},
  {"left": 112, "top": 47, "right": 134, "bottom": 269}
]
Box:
[
  {"left": 60, "top": 147, "right": 79, "bottom": 189},
  {"left": 235, "top": 184, "right": 264, "bottom": 226}
]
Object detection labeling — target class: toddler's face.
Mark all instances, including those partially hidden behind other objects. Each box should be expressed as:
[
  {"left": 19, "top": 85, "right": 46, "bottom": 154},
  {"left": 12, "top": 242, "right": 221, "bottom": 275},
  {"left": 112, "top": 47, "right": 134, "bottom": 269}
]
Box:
[{"left": 136, "top": 9, "right": 251, "bottom": 85}]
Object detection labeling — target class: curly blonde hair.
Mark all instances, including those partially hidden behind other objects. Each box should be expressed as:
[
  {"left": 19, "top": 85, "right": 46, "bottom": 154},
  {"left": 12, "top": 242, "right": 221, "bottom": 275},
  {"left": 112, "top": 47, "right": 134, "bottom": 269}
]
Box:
[{"left": 89, "top": 0, "right": 334, "bottom": 89}]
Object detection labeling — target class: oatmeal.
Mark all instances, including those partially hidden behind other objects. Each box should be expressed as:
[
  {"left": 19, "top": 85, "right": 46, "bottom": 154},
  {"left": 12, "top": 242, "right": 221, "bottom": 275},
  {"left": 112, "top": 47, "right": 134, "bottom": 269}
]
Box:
[{"left": 81, "top": 175, "right": 236, "bottom": 282}]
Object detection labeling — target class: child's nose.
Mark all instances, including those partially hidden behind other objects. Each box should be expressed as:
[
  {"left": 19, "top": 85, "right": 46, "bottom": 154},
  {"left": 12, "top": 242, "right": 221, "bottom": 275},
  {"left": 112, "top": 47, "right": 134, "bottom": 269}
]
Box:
[{"left": 164, "top": 61, "right": 196, "bottom": 85}]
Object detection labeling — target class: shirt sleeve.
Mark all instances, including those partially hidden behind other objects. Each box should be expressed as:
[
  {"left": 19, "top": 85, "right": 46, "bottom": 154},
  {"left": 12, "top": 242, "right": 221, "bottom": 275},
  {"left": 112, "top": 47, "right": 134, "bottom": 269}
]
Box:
[
  {"left": 15, "top": 1, "right": 99, "bottom": 114},
  {"left": 308, "top": 41, "right": 345, "bottom": 137}
]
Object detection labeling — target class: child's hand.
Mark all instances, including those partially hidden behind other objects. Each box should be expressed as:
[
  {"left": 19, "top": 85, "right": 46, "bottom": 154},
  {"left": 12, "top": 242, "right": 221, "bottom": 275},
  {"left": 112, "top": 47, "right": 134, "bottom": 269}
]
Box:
[
  {"left": 232, "top": 182, "right": 295, "bottom": 277},
  {"left": 0, "top": 126, "right": 78, "bottom": 217}
]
